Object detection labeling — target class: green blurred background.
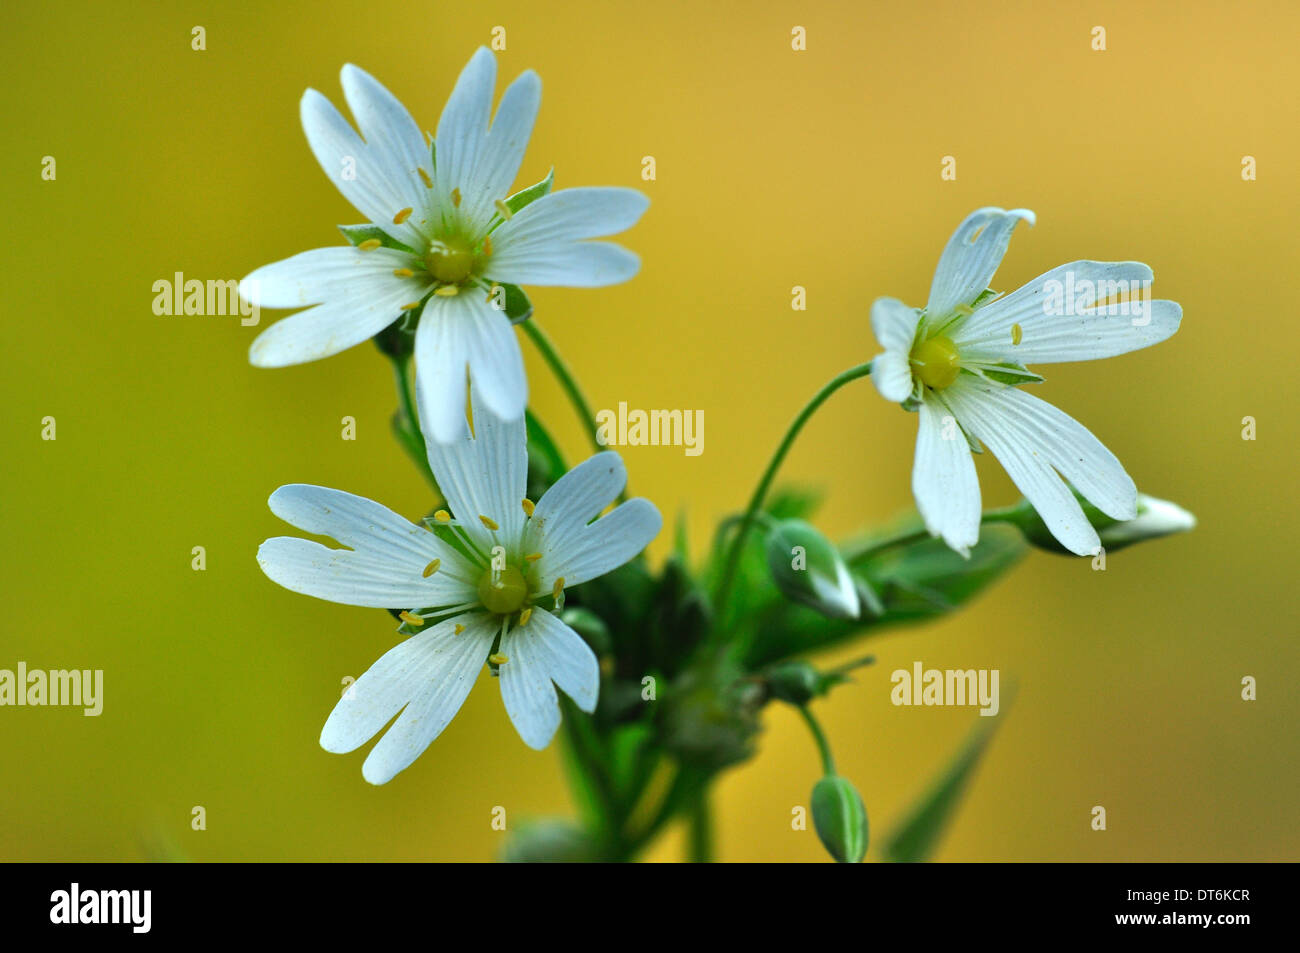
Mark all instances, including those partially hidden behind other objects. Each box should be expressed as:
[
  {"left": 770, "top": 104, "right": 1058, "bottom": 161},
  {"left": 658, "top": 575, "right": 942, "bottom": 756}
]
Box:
[{"left": 3, "top": 0, "right": 1297, "bottom": 861}]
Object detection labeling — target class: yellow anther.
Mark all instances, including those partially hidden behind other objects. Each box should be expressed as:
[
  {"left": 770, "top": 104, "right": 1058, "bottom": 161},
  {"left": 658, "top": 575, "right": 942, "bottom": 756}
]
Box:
[
  {"left": 521, "top": 498, "right": 535, "bottom": 517},
  {"left": 451, "top": 187, "right": 462, "bottom": 207},
  {"left": 553, "top": 577, "right": 565, "bottom": 598},
  {"left": 1011, "top": 323, "right": 1023, "bottom": 345},
  {"left": 482, "top": 235, "right": 493, "bottom": 256},
  {"left": 479, "top": 514, "right": 499, "bottom": 531},
  {"left": 433, "top": 509, "right": 451, "bottom": 523},
  {"left": 518, "top": 607, "right": 532, "bottom": 626},
  {"left": 489, "top": 652, "right": 509, "bottom": 665},
  {"left": 401, "top": 301, "right": 421, "bottom": 311},
  {"left": 399, "top": 611, "right": 424, "bottom": 626},
  {"left": 358, "top": 239, "right": 382, "bottom": 251},
  {"left": 422, "top": 558, "right": 441, "bottom": 578},
  {"left": 910, "top": 334, "right": 961, "bottom": 391},
  {"left": 393, "top": 207, "right": 413, "bottom": 225},
  {"left": 454, "top": 623, "right": 465, "bottom": 635},
  {"left": 418, "top": 167, "right": 433, "bottom": 189},
  {"left": 524, "top": 552, "right": 542, "bottom": 562},
  {"left": 494, "top": 199, "right": 512, "bottom": 220},
  {"left": 393, "top": 267, "right": 414, "bottom": 278},
  {"left": 434, "top": 285, "right": 459, "bottom": 297}
]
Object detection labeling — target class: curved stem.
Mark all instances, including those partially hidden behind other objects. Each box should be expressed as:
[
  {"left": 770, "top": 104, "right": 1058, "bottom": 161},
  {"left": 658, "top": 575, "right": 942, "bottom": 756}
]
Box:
[
  {"left": 798, "top": 705, "right": 836, "bottom": 776},
  {"left": 521, "top": 320, "right": 603, "bottom": 455},
  {"left": 390, "top": 356, "right": 437, "bottom": 491},
  {"left": 712, "top": 362, "right": 873, "bottom": 622}
]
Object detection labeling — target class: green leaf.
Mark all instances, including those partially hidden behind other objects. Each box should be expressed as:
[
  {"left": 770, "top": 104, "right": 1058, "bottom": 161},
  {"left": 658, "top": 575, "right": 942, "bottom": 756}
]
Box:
[
  {"left": 505, "top": 167, "right": 554, "bottom": 215},
  {"left": 338, "top": 224, "right": 418, "bottom": 255},
  {"left": 883, "top": 703, "right": 1010, "bottom": 862},
  {"left": 812, "top": 775, "right": 869, "bottom": 863}
]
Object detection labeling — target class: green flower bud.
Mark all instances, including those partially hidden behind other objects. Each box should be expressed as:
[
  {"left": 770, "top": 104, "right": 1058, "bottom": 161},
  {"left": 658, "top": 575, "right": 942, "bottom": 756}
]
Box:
[
  {"left": 1003, "top": 492, "right": 1195, "bottom": 555},
  {"left": 501, "top": 820, "right": 601, "bottom": 863},
  {"left": 764, "top": 661, "right": 821, "bottom": 706},
  {"left": 764, "top": 519, "right": 860, "bottom": 620},
  {"left": 811, "top": 775, "right": 868, "bottom": 863}
]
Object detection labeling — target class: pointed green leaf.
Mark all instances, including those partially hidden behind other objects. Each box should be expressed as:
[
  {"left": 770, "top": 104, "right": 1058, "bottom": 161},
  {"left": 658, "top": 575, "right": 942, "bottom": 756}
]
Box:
[
  {"left": 883, "top": 702, "right": 1010, "bottom": 862},
  {"left": 505, "top": 167, "right": 554, "bottom": 215}
]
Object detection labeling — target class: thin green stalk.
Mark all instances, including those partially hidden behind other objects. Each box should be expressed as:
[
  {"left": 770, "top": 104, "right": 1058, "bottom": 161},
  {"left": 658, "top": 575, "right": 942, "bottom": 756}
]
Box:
[
  {"left": 521, "top": 320, "right": 603, "bottom": 455},
  {"left": 687, "top": 790, "right": 714, "bottom": 863},
  {"left": 712, "top": 362, "right": 874, "bottom": 625},
  {"left": 840, "top": 505, "right": 1022, "bottom": 562},
  {"left": 797, "top": 705, "right": 836, "bottom": 775}
]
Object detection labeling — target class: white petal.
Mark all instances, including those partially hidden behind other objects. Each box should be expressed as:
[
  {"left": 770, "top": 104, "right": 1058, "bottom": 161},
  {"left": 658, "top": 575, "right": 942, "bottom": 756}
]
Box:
[
  {"left": 340, "top": 65, "right": 430, "bottom": 202},
  {"left": 522, "top": 608, "right": 600, "bottom": 712},
  {"left": 498, "top": 610, "right": 599, "bottom": 750},
  {"left": 321, "top": 614, "right": 493, "bottom": 785},
  {"left": 413, "top": 294, "right": 471, "bottom": 445},
  {"left": 320, "top": 614, "right": 492, "bottom": 757},
  {"left": 240, "top": 245, "right": 418, "bottom": 309},
  {"left": 299, "top": 88, "right": 428, "bottom": 249},
  {"left": 925, "top": 208, "right": 1034, "bottom": 322},
  {"left": 248, "top": 279, "right": 418, "bottom": 367},
  {"left": 414, "top": 293, "right": 526, "bottom": 443},
  {"left": 359, "top": 619, "right": 492, "bottom": 783},
  {"left": 463, "top": 69, "right": 542, "bottom": 230},
  {"left": 912, "top": 397, "right": 981, "bottom": 556},
  {"left": 258, "top": 485, "right": 476, "bottom": 607},
  {"left": 953, "top": 261, "right": 1181, "bottom": 364},
  {"left": 485, "top": 241, "right": 640, "bottom": 288},
  {"left": 531, "top": 453, "right": 662, "bottom": 588},
  {"left": 872, "top": 349, "right": 915, "bottom": 403},
  {"left": 944, "top": 378, "right": 1136, "bottom": 555},
  {"left": 871, "top": 296, "right": 920, "bottom": 352},
  {"left": 488, "top": 187, "right": 648, "bottom": 285},
  {"left": 434, "top": 48, "right": 497, "bottom": 230},
  {"left": 494, "top": 186, "right": 649, "bottom": 243},
  {"left": 419, "top": 376, "right": 529, "bottom": 554}
]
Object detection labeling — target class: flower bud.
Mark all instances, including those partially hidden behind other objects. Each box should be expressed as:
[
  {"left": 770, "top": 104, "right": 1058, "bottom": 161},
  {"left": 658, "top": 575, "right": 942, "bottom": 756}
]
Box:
[
  {"left": 1004, "top": 492, "right": 1195, "bottom": 555},
  {"left": 811, "top": 775, "right": 868, "bottom": 863},
  {"left": 764, "top": 520, "right": 860, "bottom": 619}
]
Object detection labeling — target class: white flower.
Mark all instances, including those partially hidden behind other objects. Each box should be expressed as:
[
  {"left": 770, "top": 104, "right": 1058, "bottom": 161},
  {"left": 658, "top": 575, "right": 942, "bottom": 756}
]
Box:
[
  {"left": 1099, "top": 493, "right": 1196, "bottom": 550},
  {"left": 871, "top": 207, "right": 1182, "bottom": 557},
  {"left": 256, "top": 391, "right": 662, "bottom": 784},
  {"left": 239, "top": 48, "right": 648, "bottom": 443}
]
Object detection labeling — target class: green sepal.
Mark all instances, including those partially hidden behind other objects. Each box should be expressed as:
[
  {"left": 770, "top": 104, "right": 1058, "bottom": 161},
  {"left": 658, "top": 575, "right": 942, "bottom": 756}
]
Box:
[
  {"left": 505, "top": 167, "right": 554, "bottom": 215},
  {"left": 338, "top": 224, "right": 418, "bottom": 255},
  {"left": 975, "top": 362, "right": 1044, "bottom": 387},
  {"left": 499, "top": 283, "right": 534, "bottom": 325}
]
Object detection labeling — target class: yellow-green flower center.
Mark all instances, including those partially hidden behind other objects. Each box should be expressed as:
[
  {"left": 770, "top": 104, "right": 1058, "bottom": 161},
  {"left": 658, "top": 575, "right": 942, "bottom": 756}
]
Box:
[
  {"left": 477, "top": 564, "right": 529, "bottom": 615},
  {"left": 911, "top": 334, "right": 961, "bottom": 390},
  {"left": 424, "top": 238, "right": 475, "bottom": 284}
]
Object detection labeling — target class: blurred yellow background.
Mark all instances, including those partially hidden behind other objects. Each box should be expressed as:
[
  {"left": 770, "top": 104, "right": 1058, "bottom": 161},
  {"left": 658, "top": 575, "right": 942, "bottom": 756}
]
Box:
[{"left": 3, "top": 0, "right": 1297, "bottom": 861}]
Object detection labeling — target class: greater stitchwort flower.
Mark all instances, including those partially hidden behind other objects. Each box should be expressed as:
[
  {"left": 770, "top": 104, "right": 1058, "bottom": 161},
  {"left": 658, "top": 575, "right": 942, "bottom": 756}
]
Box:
[
  {"left": 240, "top": 48, "right": 648, "bottom": 442},
  {"left": 870, "top": 208, "right": 1182, "bottom": 557},
  {"left": 257, "top": 391, "right": 661, "bottom": 784}
]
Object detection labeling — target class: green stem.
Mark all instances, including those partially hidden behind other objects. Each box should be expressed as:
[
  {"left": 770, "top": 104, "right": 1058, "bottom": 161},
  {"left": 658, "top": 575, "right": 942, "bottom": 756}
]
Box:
[
  {"left": 687, "top": 790, "right": 714, "bottom": 862},
  {"left": 521, "top": 320, "right": 603, "bottom": 455},
  {"left": 798, "top": 705, "right": 836, "bottom": 776},
  {"left": 841, "top": 505, "right": 1021, "bottom": 562},
  {"left": 712, "top": 362, "right": 873, "bottom": 624},
  {"left": 390, "top": 356, "right": 437, "bottom": 491}
]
